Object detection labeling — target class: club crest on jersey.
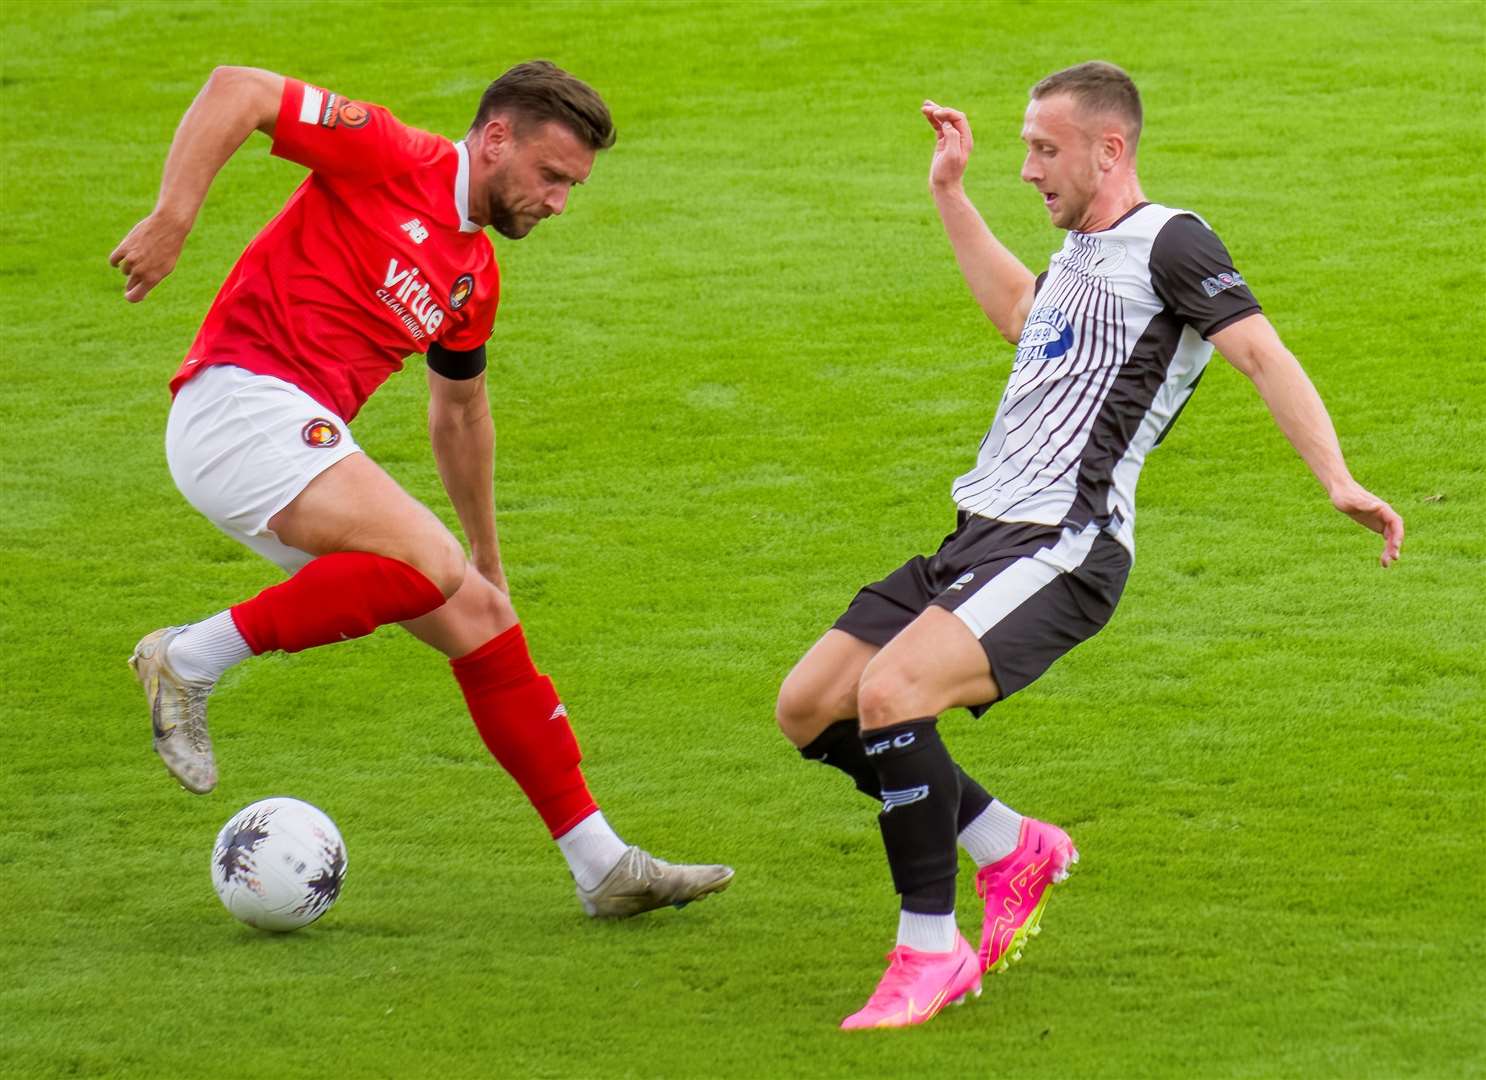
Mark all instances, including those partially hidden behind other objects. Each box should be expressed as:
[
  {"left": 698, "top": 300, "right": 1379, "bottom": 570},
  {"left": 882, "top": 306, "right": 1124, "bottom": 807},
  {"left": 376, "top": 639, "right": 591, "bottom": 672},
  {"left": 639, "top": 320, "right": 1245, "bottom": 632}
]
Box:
[
  {"left": 1016, "top": 307, "right": 1075, "bottom": 363},
  {"left": 450, "top": 274, "right": 474, "bottom": 310},
  {"left": 335, "top": 101, "right": 370, "bottom": 128},
  {"left": 302, "top": 419, "right": 341, "bottom": 448},
  {"left": 1087, "top": 239, "right": 1127, "bottom": 277}
]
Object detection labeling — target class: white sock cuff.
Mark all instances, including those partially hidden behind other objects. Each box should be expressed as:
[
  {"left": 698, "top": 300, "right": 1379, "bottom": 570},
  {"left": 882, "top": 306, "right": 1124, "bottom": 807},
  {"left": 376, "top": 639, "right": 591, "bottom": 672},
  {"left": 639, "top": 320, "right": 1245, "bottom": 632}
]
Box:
[
  {"left": 556, "top": 810, "right": 627, "bottom": 891},
  {"left": 959, "top": 799, "right": 1024, "bottom": 867},
  {"left": 168, "top": 610, "right": 252, "bottom": 685},
  {"left": 896, "top": 909, "right": 958, "bottom": 953}
]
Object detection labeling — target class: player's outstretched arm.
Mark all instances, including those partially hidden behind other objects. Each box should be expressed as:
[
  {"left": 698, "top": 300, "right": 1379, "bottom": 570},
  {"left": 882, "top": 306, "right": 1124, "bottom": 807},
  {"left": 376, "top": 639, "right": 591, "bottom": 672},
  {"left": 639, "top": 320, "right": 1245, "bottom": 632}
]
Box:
[
  {"left": 1211, "top": 313, "right": 1404, "bottom": 567},
  {"left": 921, "top": 101, "right": 1037, "bottom": 343},
  {"left": 427, "top": 365, "right": 507, "bottom": 594},
  {"left": 109, "top": 66, "right": 285, "bottom": 303}
]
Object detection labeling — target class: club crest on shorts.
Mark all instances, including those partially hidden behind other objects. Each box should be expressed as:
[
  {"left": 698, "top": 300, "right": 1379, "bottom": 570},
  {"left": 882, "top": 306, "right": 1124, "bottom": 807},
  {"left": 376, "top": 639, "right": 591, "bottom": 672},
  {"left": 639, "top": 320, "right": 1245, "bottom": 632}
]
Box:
[
  {"left": 302, "top": 419, "right": 341, "bottom": 448},
  {"left": 449, "top": 273, "right": 475, "bottom": 310}
]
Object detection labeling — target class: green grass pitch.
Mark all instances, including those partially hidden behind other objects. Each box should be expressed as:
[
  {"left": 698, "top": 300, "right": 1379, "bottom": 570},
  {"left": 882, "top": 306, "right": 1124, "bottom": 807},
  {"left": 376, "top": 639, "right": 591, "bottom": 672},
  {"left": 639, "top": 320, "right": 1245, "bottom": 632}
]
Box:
[{"left": 2, "top": 1, "right": 1483, "bottom": 1077}]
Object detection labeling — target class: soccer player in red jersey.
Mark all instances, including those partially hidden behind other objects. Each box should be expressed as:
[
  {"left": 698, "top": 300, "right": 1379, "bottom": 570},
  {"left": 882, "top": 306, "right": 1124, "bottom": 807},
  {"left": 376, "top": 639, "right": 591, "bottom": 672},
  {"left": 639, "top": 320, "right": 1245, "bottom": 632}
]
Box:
[{"left": 111, "top": 62, "right": 733, "bottom": 918}]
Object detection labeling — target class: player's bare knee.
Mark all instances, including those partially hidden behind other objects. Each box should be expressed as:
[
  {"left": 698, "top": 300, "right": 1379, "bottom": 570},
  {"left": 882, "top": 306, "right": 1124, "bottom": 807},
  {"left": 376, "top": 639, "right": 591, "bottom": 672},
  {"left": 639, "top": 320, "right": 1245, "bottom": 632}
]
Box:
[
  {"left": 774, "top": 677, "right": 824, "bottom": 747},
  {"left": 475, "top": 574, "right": 520, "bottom": 635},
  {"left": 855, "top": 665, "right": 918, "bottom": 731},
  {"left": 402, "top": 536, "right": 466, "bottom": 599}
]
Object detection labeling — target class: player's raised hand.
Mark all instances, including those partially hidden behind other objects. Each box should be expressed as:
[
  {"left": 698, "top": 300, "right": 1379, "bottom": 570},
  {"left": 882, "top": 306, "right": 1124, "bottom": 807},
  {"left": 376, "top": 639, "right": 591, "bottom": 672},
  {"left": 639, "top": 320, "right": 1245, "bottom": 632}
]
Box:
[
  {"left": 1330, "top": 480, "right": 1404, "bottom": 567},
  {"left": 109, "top": 211, "right": 189, "bottom": 303},
  {"left": 922, "top": 100, "right": 974, "bottom": 191}
]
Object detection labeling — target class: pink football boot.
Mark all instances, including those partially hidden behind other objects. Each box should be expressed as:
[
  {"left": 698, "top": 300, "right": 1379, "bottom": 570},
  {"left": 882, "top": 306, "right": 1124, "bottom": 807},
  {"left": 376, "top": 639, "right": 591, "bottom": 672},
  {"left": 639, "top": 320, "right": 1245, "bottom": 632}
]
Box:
[
  {"left": 975, "top": 817, "right": 1079, "bottom": 973},
  {"left": 840, "top": 933, "right": 982, "bottom": 1030}
]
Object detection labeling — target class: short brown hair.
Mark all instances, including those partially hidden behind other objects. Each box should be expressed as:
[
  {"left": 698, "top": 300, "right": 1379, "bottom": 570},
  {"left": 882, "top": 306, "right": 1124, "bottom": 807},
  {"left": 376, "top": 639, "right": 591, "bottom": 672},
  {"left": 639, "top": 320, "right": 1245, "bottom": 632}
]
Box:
[
  {"left": 470, "top": 60, "right": 615, "bottom": 150},
  {"left": 1031, "top": 61, "right": 1142, "bottom": 151}
]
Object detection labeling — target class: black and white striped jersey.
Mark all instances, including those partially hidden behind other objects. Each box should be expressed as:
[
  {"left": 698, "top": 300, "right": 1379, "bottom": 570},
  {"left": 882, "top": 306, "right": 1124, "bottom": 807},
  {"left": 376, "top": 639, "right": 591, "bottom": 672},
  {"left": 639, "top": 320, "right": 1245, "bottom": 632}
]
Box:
[{"left": 952, "top": 202, "right": 1261, "bottom": 555}]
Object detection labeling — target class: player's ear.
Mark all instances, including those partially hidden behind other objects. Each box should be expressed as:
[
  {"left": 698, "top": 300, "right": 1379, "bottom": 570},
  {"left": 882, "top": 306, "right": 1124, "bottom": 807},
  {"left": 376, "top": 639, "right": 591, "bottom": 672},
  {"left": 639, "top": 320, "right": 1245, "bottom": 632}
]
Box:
[
  {"left": 475, "top": 116, "right": 511, "bottom": 162},
  {"left": 1099, "top": 131, "right": 1125, "bottom": 172}
]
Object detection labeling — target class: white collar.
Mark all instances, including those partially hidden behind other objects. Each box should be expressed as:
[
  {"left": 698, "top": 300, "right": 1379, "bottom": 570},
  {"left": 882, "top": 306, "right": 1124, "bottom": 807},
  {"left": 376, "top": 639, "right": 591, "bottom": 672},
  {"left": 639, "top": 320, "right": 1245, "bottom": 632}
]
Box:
[{"left": 453, "top": 141, "right": 481, "bottom": 234}]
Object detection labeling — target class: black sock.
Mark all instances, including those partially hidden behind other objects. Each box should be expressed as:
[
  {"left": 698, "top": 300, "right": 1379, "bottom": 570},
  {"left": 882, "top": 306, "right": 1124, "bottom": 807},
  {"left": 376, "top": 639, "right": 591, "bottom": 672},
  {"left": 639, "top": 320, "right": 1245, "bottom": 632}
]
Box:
[
  {"left": 800, "top": 719, "right": 881, "bottom": 799},
  {"left": 860, "top": 718, "right": 960, "bottom": 915},
  {"left": 802, "top": 718, "right": 994, "bottom": 833},
  {"left": 957, "top": 771, "right": 992, "bottom": 832}
]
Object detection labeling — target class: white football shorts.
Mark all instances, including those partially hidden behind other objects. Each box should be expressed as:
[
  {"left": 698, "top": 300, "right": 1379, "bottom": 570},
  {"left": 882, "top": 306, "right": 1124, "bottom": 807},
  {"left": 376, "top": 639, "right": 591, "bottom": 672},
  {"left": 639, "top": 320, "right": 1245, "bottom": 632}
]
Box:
[{"left": 165, "top": 364, "right": 362, "bottom": 572}]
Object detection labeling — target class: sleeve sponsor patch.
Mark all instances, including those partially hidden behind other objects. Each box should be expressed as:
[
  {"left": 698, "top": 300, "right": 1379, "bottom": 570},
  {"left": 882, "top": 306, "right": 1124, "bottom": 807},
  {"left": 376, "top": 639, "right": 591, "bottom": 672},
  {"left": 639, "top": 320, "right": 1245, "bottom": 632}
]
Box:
[
  {"left": 297, "top": 86, "right": 370, "bottom": 130},
  {"left": 1149, "top": 214, "right": 1261, "bottom": 336},
  {"left": 1200, "top": 271, "right": 1247, "bottom": 298}
]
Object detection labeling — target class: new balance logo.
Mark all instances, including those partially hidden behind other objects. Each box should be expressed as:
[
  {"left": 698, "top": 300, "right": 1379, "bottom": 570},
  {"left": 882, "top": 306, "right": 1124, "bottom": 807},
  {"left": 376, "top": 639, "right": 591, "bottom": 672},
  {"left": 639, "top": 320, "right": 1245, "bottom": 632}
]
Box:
[
  {"left": 401, "top": 218, "right": 429, "bottom": 244},
  {"left": 881, "top": 785, "right": 929, "bottom": 812},
  {"left": 865, "top": 731, "right": 916, "bottom": 756}
]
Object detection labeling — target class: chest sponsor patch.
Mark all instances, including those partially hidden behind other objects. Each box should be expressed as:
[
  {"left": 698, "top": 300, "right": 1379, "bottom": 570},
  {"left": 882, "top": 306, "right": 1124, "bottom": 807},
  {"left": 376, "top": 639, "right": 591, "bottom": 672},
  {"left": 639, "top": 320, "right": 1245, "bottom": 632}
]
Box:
[
  {"left": 1016, "top": 307, "right": 1075, "bottom": 363},
  {"left": 375, "top": 257, "right": 446, "bottom": 341}
]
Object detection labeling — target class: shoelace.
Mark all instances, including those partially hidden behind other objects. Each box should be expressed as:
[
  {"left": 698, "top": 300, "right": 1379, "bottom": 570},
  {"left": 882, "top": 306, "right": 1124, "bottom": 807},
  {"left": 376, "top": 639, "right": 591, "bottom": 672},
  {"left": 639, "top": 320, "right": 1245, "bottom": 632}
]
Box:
[
  {"left": 863, "top": 948, "right": 932, "bottom": 1007},
  {"left": 177, "top": 685, "right": 213, "bottom": 755},
  {"left": 975, "top": 853, "right": 1028, "bottom": 899}
]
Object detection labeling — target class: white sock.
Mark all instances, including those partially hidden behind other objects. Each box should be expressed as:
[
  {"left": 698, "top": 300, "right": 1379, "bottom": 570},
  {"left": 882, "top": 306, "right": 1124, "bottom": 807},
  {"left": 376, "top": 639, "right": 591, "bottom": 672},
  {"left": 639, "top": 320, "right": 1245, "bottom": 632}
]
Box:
[
  {"left": 167, "top": 611, "right": 253, "bottom": 685},
  {"left": 897, "top": 910, "right": 957, "bottom": 953},
  {"left": 557, "top": 810, "right": 628, "bottom": 891},
  {"left": 959, "top": 800, "right": 1025, "bottom": 867}
]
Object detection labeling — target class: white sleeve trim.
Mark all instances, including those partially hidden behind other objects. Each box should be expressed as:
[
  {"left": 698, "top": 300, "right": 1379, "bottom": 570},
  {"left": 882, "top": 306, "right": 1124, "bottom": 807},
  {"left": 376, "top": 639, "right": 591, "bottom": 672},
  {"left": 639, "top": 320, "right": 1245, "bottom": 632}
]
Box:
[{"left": 298, "top": 87, "right": 324, "bottom": 126}]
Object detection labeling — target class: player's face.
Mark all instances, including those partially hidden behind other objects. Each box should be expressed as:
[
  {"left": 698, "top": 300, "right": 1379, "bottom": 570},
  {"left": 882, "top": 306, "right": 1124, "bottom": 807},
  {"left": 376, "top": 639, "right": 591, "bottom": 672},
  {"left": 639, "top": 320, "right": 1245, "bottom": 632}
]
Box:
[
  {"left": 482, "top": 120, "right": 596, "bottom": 240},
  {"left": 1019, "top": 95, "right": 1104, "bottom": 230}
]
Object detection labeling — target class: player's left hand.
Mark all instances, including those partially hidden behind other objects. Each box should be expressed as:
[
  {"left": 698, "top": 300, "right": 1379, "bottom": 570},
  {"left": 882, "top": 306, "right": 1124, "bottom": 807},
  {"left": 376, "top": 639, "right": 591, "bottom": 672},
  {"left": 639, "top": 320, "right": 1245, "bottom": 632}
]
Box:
[
  {"left": 1330, "top": 480, "right": 1404, "bottom": 567},
  {"left": 473, "top": 550, "right": 509, "bottom": 595},
  {"left": 109, "top": 211, "right": 189, "bottom": 303},
  {"left": 921, "top": 100, "right": 974, "bottom": 191}
]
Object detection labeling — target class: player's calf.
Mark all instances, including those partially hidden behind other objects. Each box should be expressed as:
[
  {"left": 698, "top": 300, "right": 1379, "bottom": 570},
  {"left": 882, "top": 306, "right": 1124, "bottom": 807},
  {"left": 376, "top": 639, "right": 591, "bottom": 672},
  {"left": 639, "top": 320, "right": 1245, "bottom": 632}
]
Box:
[
  {"left": 451, "top": 623, "right": 735, "bottom": 917},
  {"left": 231, "top": 551, "right": 447, "bottom": 655}
]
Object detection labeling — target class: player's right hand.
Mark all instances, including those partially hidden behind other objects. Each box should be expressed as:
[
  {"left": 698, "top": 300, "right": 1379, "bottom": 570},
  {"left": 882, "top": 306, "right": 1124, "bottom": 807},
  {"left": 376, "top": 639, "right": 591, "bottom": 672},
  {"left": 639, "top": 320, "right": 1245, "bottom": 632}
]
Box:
[
  {"left": 109, "top": 211, "right": 189, "bottom": 303},
  {"left": 1329, "top": 481, "right": 1405, "bottom": 568},
  {"left": 922, "top": 100, "right": 974, "bottom": 191}
]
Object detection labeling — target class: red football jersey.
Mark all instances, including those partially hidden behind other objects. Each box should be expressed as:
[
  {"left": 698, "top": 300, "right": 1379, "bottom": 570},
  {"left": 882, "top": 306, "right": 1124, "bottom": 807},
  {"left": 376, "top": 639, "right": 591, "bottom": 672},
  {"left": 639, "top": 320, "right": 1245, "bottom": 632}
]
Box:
[{"left": 171, "top": 79, "right": 500, "bottom": 421}]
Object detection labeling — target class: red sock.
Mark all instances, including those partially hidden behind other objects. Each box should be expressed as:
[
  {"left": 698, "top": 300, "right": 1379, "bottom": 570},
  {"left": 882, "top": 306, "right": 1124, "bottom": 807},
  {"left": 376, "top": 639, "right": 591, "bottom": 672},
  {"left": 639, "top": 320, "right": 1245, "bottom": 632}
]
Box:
[
  {"left": 230, "top": 551, "right": 447, "bottom": 655},
  {"left": 451, "top": 624, "right": 598, "bottom": 837}
]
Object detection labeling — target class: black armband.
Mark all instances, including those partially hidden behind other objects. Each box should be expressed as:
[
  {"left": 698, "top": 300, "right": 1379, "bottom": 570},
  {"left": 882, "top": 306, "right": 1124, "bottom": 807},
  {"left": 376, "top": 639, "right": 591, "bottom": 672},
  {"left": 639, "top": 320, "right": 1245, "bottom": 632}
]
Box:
[{"left": 426, "top": 341, "right": 488, "bottom": 380}]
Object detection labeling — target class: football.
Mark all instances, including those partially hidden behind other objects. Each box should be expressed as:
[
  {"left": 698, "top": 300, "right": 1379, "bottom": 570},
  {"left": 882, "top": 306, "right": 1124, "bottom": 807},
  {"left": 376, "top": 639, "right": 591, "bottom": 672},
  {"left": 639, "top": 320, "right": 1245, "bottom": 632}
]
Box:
[{"left": 211, "top": 797, "right": 348, "bottom": 932}]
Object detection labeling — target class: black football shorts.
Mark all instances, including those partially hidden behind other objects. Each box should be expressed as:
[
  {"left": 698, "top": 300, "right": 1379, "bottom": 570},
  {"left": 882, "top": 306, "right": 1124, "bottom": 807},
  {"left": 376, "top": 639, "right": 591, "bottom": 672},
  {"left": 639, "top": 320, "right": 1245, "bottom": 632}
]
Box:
[{"left": 832, "top": 512, "right": 1130, "bottom": 712}]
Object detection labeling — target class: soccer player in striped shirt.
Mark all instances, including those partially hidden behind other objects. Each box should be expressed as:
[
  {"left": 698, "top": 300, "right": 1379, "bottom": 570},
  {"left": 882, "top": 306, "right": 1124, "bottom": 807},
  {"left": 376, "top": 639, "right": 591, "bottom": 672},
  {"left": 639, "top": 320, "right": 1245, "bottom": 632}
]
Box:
[
  {"left": 112, "top": 62, "right": 731, "bottom": 919},
  {"left": 776, "top": 61, "right": 1403, "bottom": 1029}
]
